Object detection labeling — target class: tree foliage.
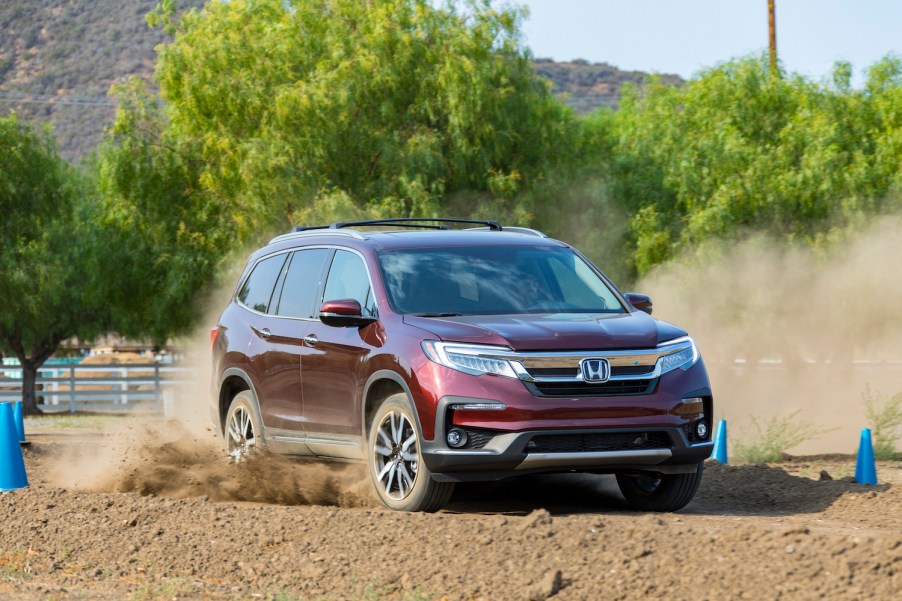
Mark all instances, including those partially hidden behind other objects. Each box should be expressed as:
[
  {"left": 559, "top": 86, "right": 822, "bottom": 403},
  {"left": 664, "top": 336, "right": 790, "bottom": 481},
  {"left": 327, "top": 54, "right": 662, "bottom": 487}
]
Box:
[
  {"left": 0, "top": 113, "right": 107, "bottom": 413},
  {"left": 96, "top": 80, "right": 220, "bottom": 341},
  {"left": 151, "top": 0, "right": 579, "bottom": 221},
  {"left": 605, "top": 56, "right": 902, "bottom": 275}
]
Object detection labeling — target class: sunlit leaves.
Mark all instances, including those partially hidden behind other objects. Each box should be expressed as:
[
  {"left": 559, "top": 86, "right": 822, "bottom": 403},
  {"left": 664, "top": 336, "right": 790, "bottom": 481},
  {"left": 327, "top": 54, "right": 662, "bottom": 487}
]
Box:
[{"left": 607, "top": 55, "right": 902, "bottom": 274}]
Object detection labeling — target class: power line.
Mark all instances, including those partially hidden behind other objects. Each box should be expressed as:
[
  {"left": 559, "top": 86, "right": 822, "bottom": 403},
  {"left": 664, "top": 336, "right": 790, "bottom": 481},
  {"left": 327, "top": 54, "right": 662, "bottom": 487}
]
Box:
[{"left": 0, "top": 92, "right": 118, "bottom": 107}]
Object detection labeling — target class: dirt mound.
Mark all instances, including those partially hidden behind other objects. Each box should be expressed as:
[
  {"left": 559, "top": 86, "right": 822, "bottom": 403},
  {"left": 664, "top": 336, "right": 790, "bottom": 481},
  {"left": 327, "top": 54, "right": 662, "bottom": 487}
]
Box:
[{"left": 695, "top": 462, "right": 878, "bottom": 513}]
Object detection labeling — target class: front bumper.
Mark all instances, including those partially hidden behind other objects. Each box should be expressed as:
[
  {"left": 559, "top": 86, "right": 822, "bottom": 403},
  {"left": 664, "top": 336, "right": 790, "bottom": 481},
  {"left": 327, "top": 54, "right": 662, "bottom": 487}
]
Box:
[
  {"left": 421, "top": 422, "right": 713, "bottom": 482},
  {"left": 411, "top": 352, "right": 714, "bottom": 481}
]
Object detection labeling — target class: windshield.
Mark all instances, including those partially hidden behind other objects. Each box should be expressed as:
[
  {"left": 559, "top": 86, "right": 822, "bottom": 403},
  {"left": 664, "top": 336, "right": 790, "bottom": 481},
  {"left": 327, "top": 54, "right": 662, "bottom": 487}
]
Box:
[{"left": 377, "top": 245, "right": 625, "bottom": 316}]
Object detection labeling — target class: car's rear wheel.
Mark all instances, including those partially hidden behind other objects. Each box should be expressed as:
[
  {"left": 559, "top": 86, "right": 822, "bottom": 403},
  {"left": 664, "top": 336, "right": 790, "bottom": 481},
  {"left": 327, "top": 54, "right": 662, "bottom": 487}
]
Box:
[
  {"left": 616, "top": 463, "right": 704, "bottom": 512},
  {"left": 225, "top": 391, "right": 263, "bottom": 463},
  {"left": 368, "top": 393, "right": 454, "bottom": 512}
]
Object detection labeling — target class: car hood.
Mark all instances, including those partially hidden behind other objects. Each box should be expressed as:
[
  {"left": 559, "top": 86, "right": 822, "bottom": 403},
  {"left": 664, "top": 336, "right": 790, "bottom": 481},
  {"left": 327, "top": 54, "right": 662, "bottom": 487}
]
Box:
[{"left": 402, "top": 312, "right": 687, "bottom": 351}]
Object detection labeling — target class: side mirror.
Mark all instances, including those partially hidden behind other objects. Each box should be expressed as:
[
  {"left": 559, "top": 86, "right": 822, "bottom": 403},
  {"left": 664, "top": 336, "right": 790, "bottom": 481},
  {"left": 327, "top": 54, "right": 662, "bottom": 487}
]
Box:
[
  {"left": 624, "top": 293, "right": 653, "bottom": 315},
  {"left": 319, "top": 299, "right": 377, "bottom": 328}
]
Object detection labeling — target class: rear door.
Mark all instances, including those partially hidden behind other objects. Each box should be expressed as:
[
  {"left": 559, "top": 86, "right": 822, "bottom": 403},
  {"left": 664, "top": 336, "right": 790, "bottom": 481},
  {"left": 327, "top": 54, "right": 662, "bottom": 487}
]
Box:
[
  {"left": 300, "top": 248, "right": 377, "bottom": 457},
  {"left": 240, "top": 251, "right": 291, "bottom": 426}
]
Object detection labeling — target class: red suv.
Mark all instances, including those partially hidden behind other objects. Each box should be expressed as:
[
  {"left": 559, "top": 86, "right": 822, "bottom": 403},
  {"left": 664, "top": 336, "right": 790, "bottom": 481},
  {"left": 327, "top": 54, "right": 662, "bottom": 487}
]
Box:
[{"left": 211, "top": 219, "right": 713, "bottom": 512}]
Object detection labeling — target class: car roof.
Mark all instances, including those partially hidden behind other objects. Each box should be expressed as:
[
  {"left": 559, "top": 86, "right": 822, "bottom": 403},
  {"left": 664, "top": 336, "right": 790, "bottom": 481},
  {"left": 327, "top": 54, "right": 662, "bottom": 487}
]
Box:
[
  {"left": 265, "top": 226, "right": 568, "bottom": 250},
  {"left": 245, "top": 221, "right": 571, "bottom": 265}
]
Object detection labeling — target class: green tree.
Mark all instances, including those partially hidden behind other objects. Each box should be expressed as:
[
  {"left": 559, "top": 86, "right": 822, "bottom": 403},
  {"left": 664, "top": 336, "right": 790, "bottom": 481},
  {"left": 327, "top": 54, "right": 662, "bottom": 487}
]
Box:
[
  {"left": 605, "top": 55, "right": 902, "bottom": 275},
  {"left": 95, "top": 80, "right": 221, "bottom": 341},
  {"left": 146, "top": 0, "right": 578, "bottom": 225},
  {"left": 0, "top": 113, "right": 107, "bottom": 414}
]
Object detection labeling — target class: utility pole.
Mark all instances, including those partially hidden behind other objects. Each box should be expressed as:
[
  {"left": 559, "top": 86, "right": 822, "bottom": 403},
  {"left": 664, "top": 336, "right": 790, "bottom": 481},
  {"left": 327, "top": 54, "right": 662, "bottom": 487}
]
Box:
[{"left": 768, "top": 0, "right": 777, "bottom": 75}]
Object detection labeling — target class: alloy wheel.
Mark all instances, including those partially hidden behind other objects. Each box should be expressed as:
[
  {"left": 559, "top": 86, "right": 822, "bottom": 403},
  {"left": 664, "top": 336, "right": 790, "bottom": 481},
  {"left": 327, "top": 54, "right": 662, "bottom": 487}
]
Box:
[{"left": 372, "top": 411, "right": 419, "bottom": 500}]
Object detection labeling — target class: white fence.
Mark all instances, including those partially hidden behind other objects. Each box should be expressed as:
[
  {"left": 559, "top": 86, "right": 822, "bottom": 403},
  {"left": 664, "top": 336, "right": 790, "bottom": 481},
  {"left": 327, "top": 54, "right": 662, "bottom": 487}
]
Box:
[{"left": 0, "top": 363, "right": 195, "bottom": 413}]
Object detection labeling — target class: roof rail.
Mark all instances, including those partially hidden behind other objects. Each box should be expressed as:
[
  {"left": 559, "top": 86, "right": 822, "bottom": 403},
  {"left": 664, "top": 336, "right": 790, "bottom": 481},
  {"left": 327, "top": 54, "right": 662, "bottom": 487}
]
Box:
[
  {"left": 294, "top": 218, "right": 503, "bottom": 232},
  {"left": 268, "top": 229, "right": 365, "bottom": 245},
  {"left": 466, "top": 226, "right": 548, "bottom": 238}
]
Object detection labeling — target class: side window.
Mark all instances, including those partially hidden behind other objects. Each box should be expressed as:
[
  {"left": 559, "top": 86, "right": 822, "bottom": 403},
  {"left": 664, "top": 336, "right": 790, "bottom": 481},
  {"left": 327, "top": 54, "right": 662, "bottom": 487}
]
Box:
[
  {"left": 237, "top": 254, "right": 288, "bottom": 313},
  {"left": 323, "top": 250, "right": 373, "bottom": 315},
  {"left": 274, "top": 248, "right": 330, "bottom": 319}
]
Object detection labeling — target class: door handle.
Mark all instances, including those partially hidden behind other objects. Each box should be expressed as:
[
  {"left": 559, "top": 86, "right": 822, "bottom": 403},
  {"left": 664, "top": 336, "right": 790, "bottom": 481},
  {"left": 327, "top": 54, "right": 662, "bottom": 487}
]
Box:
[
  {"left": 259, "top": 328, "right": 271, "bottom": 339},
  {"left": 303, "top": 335, "right": 318, "bottom": 347}
]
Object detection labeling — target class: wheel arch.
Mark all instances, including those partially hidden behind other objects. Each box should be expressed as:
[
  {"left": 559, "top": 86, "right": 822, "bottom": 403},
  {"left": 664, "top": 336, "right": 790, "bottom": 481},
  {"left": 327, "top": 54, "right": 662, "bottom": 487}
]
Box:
[
  {"left": 361, "top": 370, "right": 428, "bottom": 441},
  {"left": 218, "top": 368, "right": 259, "bottom": 435}
]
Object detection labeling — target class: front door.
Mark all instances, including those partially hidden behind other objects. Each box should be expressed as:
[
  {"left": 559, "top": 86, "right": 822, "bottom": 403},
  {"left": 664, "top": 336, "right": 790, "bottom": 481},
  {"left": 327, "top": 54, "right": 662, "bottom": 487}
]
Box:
[{"left": 300, "top": 249, "right": 377, "bottom": 457}]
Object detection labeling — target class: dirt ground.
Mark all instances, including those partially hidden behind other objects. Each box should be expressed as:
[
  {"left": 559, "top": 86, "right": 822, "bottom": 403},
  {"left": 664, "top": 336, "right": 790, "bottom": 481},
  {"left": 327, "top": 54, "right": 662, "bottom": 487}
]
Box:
[{"left": 1, "top": 420, "right": 900, "bottom": 601}]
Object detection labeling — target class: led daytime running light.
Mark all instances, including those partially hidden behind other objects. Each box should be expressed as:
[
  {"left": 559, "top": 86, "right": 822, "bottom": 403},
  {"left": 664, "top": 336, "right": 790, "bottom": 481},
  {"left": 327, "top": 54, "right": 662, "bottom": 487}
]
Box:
[
  {"left": 422, "top": 341, "right": 517, "bottom": 378},
  {"left": 656, "top": 337, "right": 699, "bottom": 375}
]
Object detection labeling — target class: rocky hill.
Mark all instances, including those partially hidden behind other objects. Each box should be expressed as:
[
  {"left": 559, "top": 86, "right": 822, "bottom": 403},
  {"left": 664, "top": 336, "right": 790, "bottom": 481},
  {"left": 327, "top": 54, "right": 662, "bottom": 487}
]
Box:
[
  {"left": 0, "top": 1, "right": 682, "bottom": 161},
  {"left": 0, "top": 0, "right": 201, "bottom": 160},
  {"left": 534, "top": 58, "right": 683, "bottom": 113}
]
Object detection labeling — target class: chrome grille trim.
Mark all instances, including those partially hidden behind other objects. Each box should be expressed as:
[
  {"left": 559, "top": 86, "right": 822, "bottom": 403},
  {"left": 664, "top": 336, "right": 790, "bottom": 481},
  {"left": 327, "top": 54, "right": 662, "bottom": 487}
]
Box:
[
  {"left": 464, "top": 338, "right": 693, "bottom": 383},
  {"left": 425, "top": 337, "right": 694, "bottom": 384}
]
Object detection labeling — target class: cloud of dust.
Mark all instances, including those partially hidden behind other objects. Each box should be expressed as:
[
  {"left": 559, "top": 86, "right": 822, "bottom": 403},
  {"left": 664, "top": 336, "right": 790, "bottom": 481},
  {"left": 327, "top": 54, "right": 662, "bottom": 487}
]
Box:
[
  {"left": 636, "top": 216, "right": 902, "bottom": 454},
  {"left": 48, "top": 422, "right": 374, "bottom": 507}
]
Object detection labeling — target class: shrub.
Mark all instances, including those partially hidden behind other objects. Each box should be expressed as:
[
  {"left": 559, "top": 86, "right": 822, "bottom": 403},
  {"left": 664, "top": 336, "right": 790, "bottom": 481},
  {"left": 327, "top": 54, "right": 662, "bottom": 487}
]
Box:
[
  {"left": 863, "top": 385, "right": 902, "bottom": 460},
  {"left": 733, "top": 411, "right": 833, "bottom": 463}
]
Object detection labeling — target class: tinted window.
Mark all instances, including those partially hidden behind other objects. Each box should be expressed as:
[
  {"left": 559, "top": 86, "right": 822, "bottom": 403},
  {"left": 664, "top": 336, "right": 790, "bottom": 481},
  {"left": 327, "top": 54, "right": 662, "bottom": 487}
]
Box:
[
  {"left": 237, "top": 254, "right": 288, "bottom": 313},
  {"left": 378, "top": 246, "right": 624, "bottom": 316},
  {"left": 323, "top": 250, "right": 373, "bottom": 315},
  {"left": 274, "top": 249, "right": 330, "bottom": 319}
]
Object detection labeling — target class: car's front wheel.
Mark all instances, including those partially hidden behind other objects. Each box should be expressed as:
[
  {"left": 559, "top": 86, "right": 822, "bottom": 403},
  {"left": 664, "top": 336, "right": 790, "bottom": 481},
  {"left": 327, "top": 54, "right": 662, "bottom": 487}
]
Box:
[
  {"left": 368, "top": 393, "right": 454, "bottom": 512},
  {"left": 616, "top": 463, "right": 704, "bottom": 512}
]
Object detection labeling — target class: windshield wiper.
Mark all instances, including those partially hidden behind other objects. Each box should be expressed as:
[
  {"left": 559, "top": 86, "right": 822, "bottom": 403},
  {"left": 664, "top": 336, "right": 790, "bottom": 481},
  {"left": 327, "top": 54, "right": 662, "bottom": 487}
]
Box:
[{"left": 410, "top": 312, "right": 463, "bottom": 317}]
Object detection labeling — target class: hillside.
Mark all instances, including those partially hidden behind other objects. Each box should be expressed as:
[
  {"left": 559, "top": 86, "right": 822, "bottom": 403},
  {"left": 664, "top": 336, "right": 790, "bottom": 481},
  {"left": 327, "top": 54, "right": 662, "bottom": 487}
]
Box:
[
  {"left": 535, "top": 58, "right": 683, "bottom": 112},
  {"left": 0, "top": 1, "right": 681, "bottom": 161},
  {"left": 0, "top": 0, "right": 202, "bottom": 160}
]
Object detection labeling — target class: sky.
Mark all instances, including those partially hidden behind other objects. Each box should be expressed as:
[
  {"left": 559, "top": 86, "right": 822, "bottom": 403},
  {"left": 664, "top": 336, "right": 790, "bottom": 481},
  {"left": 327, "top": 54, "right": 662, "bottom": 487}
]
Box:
[{"left": 519, "top": 0, "right": 902, "bottom": 86}]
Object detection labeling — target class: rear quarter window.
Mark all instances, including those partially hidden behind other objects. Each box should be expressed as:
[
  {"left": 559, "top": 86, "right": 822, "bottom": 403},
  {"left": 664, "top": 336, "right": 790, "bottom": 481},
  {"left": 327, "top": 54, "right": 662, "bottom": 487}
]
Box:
[{"left": 237, "top": 254, "right": 288, "bottom": 313}]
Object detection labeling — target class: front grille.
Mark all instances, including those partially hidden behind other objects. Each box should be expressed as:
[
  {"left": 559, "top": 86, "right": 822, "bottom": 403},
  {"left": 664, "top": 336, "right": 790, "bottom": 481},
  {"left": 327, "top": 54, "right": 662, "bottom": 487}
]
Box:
[
  {"left": 611, "top": 365, "right": 656, "bottom": 376},
  {"left": 529, "top": 367, "right": 579, "bottom": 378},
  {"left": 528, "top": 365, "right": 655, "bottom": 379},
  {"left": 527, "top": 431, "right": 672, "bottom": 453},
  {"left": 526, "top": 379, "right": 657, "bottom": 397}
]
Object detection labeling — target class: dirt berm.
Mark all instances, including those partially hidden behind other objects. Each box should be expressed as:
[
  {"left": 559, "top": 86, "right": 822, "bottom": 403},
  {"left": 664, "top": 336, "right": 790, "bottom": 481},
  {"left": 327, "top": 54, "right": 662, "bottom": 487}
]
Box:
[{"left": 1, "top": 431, "right": 899, "bottom": 600}]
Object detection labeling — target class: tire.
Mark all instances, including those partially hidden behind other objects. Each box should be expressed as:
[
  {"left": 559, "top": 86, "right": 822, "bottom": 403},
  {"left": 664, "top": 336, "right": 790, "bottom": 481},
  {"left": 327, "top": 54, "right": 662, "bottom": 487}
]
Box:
[
  {"left": 368, "top": 393, "right": 454, "bottom": 512},
  {"left": 224, "top": 390, "right": 264, "bottom": 463},
  {"left": 616, "top": 463, "right": 704, "bottom": 512}
]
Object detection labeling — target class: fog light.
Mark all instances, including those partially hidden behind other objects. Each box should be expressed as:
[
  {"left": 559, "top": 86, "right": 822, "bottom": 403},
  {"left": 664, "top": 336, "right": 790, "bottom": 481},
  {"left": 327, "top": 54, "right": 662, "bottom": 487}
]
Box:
[
  {"left": 447, "top": 428, "right": 468, "bottom": 448},
  {"left": 697, "top": 422, "right": 708, "bottom": 439}
]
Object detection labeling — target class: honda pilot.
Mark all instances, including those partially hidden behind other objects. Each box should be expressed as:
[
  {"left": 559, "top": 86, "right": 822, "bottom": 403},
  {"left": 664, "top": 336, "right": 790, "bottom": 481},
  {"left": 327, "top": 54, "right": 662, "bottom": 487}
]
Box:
[{"left": 210, "top": 219, "right": 714, "bottom": 511}]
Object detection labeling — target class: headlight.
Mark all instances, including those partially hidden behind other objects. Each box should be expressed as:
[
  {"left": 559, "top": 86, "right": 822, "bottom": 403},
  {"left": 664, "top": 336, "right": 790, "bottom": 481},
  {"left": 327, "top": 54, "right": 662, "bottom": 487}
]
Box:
[
  {"left": 657, "top": 337, "right": 699, "bottom": 375},
  {"left": 421, "top": 341, "right": 517, "bottom": 378}
]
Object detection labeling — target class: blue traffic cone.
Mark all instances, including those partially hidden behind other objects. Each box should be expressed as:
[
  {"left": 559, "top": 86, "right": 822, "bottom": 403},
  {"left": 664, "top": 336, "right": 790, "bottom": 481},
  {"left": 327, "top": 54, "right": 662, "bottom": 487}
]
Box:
[
  {"left": 854, "top": 428, "right": 877, "bottom": 485},
  {"left": 0, "top": 402, "right": 28, "bottom": 492},
  {"left": 12, "top": 401, "right": 27, "bottom": 444},
  {"left": 712, "top": 419, "right": 728, "bottom": 463}
]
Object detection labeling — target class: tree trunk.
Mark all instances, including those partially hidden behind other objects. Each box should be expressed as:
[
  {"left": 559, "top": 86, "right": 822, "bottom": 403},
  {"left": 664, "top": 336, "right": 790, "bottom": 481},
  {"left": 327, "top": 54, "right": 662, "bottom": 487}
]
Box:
[
  {"left": 5, "top": 336, "right": 60, "bottom": 416},
  {"left": 21, "top": 361, "right": 43, "bottom": 416}
]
